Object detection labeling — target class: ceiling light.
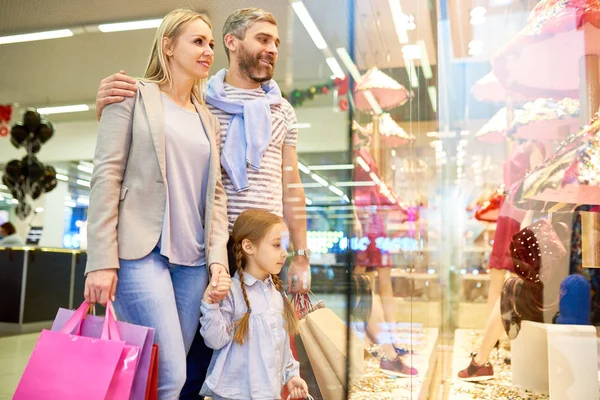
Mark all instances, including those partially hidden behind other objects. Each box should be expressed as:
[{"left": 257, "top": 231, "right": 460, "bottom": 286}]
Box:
[
  {"left": 389, "top": 0, "right": 409, "bottom": 44},
  {"left": 356, "top": 157, "right": 371, "bottom": 172},
  {"left": 98, "top": 19, "right": 162, "bottom": 33},
  {"left": 369, "top": 172, "right": 381, "bottom": 185},
  {"left": 335, "top": 48, "right": 362, "bottom": 81},
  {"left": 311, "top": 174, "right": 329, "bottom": 187},
  {"left": 291, "top": 1, "right": 328, "bottom": 50},
  {"left": 37, "top": 104, "right": 90, "bottom": 115},
  {"left": 325, "top": 57, "right": 345, "bottom": 79},
  {"left": 77, "top": 164, "right": 94, "bottom": 174},
  {"left": 298, "top": 162, "right": 311, "bottom": 174},
  {"left": 76, "top": 179, "right": 90, "bottom": 188},
  {"left": 65, "top": 200, "right": 76, "bottom": 208},
  {"left": 0, "top": 29, "right": 73, "bottom": 45},
  {"left": 35, "top": 207, "right": 44, "bottom": 213},
  {"left": 328, "top": 185, "right": 345, "bottom": 197},
  {"left": 56, "top": 173, "right": 69, "bottom": 182},
  {"left": 289, "top": 123, "right": 312, "bottom": 129},
  {"left": 335, "top": 181, "right": 376, "bottom": 187},
  {"left": 308, "top": 164, "right": 354, "bottom": 171},
  {"left": 305, "top": 198, "right": 313, "bottom": 205}
]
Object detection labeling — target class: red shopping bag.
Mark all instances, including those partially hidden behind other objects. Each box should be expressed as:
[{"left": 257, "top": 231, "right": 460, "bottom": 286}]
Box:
[
  {"left": 14, "top": 301, "right": 140, "bottom": 400},
  {"left": 145, "top": 344, "right": 159, "bottom": 400}
]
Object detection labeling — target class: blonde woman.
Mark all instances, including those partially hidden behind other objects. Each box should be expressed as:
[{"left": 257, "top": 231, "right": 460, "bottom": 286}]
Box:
[{"left": 83, "top": 9, "right": 231, "bottom": 398}]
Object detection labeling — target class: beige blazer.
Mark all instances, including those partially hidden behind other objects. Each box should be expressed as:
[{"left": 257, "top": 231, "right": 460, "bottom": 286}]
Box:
[{"left": 85, "top": 81, "right": 229, "bottom": 274}]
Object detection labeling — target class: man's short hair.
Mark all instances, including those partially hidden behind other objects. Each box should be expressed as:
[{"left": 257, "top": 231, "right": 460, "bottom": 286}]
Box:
[{"left": 222, "top": 8, "right": 277, "bottom": 60}]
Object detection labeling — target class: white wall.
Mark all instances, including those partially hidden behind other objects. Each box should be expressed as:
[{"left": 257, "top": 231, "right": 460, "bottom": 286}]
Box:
[{"left": 0, "top": 120, "right": 99, "bottom": 163}]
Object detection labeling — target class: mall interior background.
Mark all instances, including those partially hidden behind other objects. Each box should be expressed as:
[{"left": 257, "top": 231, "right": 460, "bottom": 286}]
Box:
[{"left": 1, "top": 0, "right": 599, "bottom": 399}]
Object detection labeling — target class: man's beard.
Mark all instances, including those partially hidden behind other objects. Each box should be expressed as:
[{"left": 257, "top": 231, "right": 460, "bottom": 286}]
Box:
[{"left": 237, "top": 43, "right": 275, "bottom": 83}]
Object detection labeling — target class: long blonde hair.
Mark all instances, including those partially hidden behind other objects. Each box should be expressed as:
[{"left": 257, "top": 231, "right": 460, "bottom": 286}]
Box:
[
  {"left": 143, "top": 9, "right": 211, "bottom": 102},
  {"left": 232, "top": 209, "right": 298, "bottom": 344}
]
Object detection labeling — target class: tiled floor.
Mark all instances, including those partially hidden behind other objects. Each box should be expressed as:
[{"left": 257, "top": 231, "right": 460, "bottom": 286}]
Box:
[{"left": 0, "top": 333, "right": 38, "bottom": 399}]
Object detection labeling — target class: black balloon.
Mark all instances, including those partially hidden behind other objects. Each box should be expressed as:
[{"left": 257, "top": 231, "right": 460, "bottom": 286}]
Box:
[
  {"left": 2, "top": 174, "right": 14, "bottom": 188},
  {"left": 31, "top": 183, "right": 43, "bottom": 200},
  {"left": 30, "top": 139, "right": 41, "bottom": 154},
  {"left": 10, "top": 124, "right": 28, "bottom": 146},
  {"left": 5, "top": 160, "right": 22, "bottom": 180},
  {"left": 44, "top": 166, "right": 56, "bottom": 182},
  {"left": 26, "top": 159, "right": 44, "bottom": 182},
  {"left": 43, "top": 179, "right": 57, "bottom": 193},
  {"left": 37, "top": 121, "right": 54, "bottom": 143},
  {"left": 23, "top": 110, "right": 41, "bottom": 133}
]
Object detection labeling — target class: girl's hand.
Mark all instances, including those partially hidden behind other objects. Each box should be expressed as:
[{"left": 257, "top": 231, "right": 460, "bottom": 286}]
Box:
[
  {"left": 203, "top": 273, "right": 231, "bottom": 304},
  {"left": 287, "top": 376, "right": 308, "bottom": 399}
]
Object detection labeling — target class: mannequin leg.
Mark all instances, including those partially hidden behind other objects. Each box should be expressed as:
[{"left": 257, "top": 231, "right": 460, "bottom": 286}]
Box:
[
  {"left": 474, "top": 297, "right": 504, "bottom": 365},
  {"left": 487, "top": 269, "right": 507, "bottom": 315}
]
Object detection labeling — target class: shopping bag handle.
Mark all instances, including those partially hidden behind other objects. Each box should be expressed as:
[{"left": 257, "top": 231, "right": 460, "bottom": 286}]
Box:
[
  {"left": 101, "top": 300, "right": 122, "bottom": 341},
  {"left": 60, "top": 301, "right": 122, "bottom": 341},
  {"left": 60, "top": 301, "right": 93, "bottom": 335}
]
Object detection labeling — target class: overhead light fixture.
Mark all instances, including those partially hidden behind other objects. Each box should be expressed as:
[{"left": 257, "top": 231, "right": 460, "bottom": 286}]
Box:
[
  {"left": 335, "top": 48, "right": 362, "bottom": 81},
  {"left": 418, "top": 40, "right": 433, "bottom": 79},
  {"left": 76, "top": 196, "right": 89, "bottom": 205},
  {"left": 0, "top": 29, "right": 73, "bottom": 45},
  {"left": 356, "top": 157, "right": 371, "bottom": 172},
  {"left": 298, "top": 162, "right": 311, "bottom": 174},
  {"left": 289, "top": 123, "right": 312, "bottom": 129},
  {"left": 37, "top": 104, "right": 90, "bottom": 115},
  {"left": 328, "top": 185, "right": 345, "bottom": 197},
  {"left": 56, "top": 173, "right": 69, "bottom": 182},
  {"left": 325, "top": 57, "right": 345, "bottom": 79},
  {"left": 389, "top": 0, "right": 410, "bottom": 44},
  {"left": 98, "top": 19, "right": 162, "bottom": 33},
  {"left": 77, "top": 164, "right": 94, "bottom": 174},
  {"left": 335, "top": 181, "right": 376, "bottom": 187},
  {"left": 76, "top": 179, "right": 90, "bottom": 188},
  {"left": 311, "top": 173, "right": 329, "bottom": 187},
  {"left": 65, "top": 200, "right": 77, "bottom": 208},
  {"left": 369, "top": 172, "right": 382, "bottom": 185},
  {"left": 35, "top": 207, "right": 44, "bottom": 213},
  {"left": 308, "top": 164, "right": 354, "bottom": 171},
  {"left": 291, "top": 1, "right": 328, "bottom": 50},
  {"left": 305, "top": 198, "right": 313, "bottom": 205}
]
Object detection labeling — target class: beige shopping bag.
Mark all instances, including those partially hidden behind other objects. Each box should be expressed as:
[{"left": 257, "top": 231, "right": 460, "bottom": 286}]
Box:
[
  {"left": 298, "top": 319, "right": 345, "bottom": 400},
  {"left": 305, "top": 307, "right": 364, "bottom": 385}
]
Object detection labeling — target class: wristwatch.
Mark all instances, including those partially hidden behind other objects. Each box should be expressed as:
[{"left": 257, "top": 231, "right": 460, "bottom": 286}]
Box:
[{"left": 291, "top": 249, "right": 312, "bottom": 260}]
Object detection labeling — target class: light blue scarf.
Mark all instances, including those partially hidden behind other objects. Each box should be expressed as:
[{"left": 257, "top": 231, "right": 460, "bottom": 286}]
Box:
[{"left": 205, "top": 69, "right": 283, "bottom": 192}]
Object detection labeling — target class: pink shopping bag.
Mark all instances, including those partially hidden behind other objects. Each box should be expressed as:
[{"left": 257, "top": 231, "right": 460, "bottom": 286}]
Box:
[
  {"left": 52, "top": 303, "right": 154, "bottom": 400},
  {"left": 104, "top": 302, "right": 141, "bottom": 400},
  {"left": 14, "top": 301, "right": 139, "bottom": 400}
]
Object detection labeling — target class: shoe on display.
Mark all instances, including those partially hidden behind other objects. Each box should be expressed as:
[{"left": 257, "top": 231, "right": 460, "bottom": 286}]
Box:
[
  {"left": 457, "top": 356, "right": 494, "bottom": 382},
  {"left": 380, "top": 356, "right": 418, "bottom": 377}
]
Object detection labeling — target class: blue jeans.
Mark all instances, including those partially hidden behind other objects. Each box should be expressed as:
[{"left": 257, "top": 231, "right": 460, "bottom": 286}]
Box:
[{"left": 113, "top": 247, "right": 208, "bottom": 400}]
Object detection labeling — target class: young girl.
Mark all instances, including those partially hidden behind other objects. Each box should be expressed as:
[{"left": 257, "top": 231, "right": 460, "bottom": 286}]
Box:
[{"left": 199, "top": 209, "right": 309, "bottom": 399}]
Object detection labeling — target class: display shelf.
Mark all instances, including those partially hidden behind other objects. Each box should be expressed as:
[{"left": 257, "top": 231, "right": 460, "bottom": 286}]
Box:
[
  {"left": 350, "top": 327, "right": 439, "bottom": 400},
  {"left": 450, "top": 329, "right": 550, "bottom": 399}
]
